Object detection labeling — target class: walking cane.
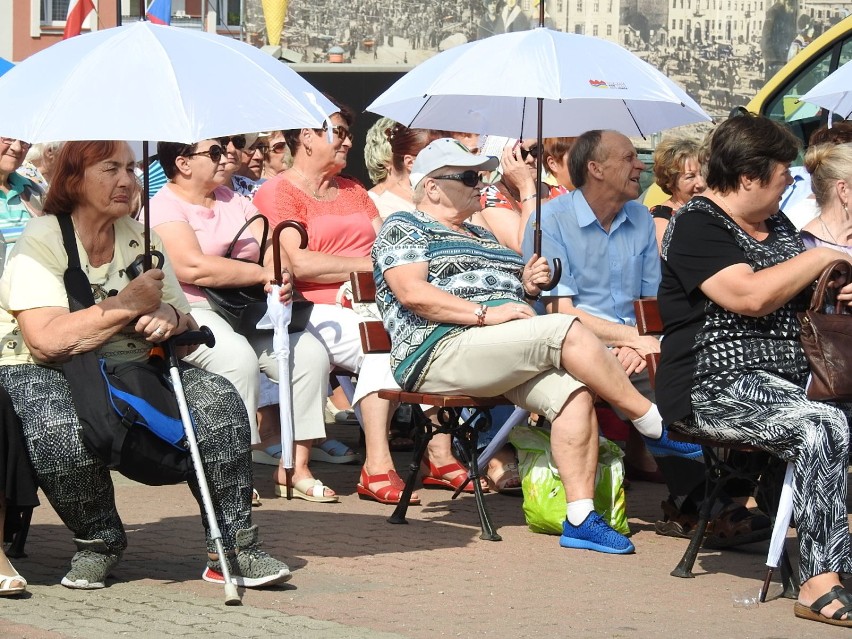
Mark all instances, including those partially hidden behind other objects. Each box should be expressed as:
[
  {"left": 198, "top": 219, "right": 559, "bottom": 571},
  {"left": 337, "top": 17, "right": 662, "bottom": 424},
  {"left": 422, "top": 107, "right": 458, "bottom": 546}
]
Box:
[{"left": 163, "top": 327, "right": 242, "bottom": 606}]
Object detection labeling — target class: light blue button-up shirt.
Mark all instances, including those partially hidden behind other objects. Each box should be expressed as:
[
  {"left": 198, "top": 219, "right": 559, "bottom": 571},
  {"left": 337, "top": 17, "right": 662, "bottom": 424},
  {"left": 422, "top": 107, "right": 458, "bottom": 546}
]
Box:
[{"left": 521, "top": 189, "right": 661, "bottom": 325}]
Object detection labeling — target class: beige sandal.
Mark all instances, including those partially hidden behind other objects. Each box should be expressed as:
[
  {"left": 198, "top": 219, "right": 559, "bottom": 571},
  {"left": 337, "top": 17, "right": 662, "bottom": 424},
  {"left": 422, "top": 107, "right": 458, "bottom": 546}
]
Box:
[
  {"left": 0, "top": 569, "right": 27, "bottom": 596},
  {"left": 275, "top": 478, "right": 338, "bottom": 503}
]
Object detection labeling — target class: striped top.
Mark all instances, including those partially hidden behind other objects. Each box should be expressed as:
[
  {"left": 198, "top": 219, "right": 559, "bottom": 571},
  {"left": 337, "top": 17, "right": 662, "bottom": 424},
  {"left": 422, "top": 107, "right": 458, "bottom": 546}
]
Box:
[{"left": 373, "top": 208, "right": 525, "bottom": 390}]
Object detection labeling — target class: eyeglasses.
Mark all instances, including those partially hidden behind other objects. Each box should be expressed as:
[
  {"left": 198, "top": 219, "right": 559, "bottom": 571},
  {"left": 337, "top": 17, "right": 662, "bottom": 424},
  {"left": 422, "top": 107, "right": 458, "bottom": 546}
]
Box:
[
  {"left": 216, "top": 135, "right": 247, "bottom": 150},
  {"left": 0, "top": 137, "right": 31, "bottom": 151},
  {"left": 185, "top": 145, "right": 225, "bottom": 163},
  {"left": 432, "top": 170, "right": 482, "bottom": 188},
  {"left": 519, "top": 144, "right": 540, "bottom": 161},
  {"left": 246, "top": 144, "right": 268, "bottom": 155},
  {"left": 319, "top": 124, "right": 353, "bottom": 142},
  {"left": 268, "top": 141, "right": 287, "bottom": 154}
]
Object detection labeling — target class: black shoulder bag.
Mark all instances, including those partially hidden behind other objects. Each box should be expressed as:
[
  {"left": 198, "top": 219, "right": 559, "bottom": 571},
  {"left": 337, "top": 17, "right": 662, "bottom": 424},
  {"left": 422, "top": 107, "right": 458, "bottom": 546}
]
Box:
[
  {"left": 200, "top": 214, "right": 312, "bottom": 335},
  {"left": 58, "top": 215, "right": 192, "bottom": 486}
]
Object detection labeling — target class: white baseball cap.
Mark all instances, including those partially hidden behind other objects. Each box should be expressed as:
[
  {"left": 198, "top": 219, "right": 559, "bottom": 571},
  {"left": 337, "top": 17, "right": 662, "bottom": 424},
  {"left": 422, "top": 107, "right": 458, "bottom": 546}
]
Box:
[{"left": 410, "top": 138, "right": 499, "bottom": 188}]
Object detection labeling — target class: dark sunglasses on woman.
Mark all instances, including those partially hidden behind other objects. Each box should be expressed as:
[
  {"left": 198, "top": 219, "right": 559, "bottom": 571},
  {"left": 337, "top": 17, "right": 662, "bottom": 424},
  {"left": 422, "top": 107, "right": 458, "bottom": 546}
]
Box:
[
  {"left": 216, "top": 135, "right": 247, "bottom": 150},
  {"left": 267, "top": 141, "right": 287, "bottom": 154},
  {"left": 519, "top": 144, "right": 540, "bottom": 161},
  {"left": 432, "top": 170, "right": 482, "bottom": 188},
  {"left": 317, "top": 124, "right": 353, "bottom": 142},
  {"left": 185, "top": 145, "right": 225, "bottom": 163}
]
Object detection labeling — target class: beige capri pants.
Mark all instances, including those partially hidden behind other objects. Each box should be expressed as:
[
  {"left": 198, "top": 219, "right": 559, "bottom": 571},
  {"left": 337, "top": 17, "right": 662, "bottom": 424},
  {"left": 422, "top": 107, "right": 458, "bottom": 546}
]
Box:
[{"left": 415, "top": 314, "right": 584, "bottom": 422}]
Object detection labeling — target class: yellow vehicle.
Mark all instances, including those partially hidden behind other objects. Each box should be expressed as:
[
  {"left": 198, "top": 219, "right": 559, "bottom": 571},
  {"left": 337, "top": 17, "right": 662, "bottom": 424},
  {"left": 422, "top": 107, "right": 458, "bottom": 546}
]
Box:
[
  {"left": 642, "top": 14, "right": 852, "bottom": 207},
  {"left": 749, "top": 14, "right": 852, "bottom": 153}
]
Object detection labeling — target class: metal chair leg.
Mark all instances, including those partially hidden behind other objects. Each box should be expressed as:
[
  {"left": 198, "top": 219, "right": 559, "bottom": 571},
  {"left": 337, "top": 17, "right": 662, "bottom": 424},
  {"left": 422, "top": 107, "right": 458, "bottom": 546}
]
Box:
[
  {"left": 6, "top": 506, "right": 31, "bottom": 559},
  {"left": 388, "top": 418, "right": 433, "bottom": 525},
  {"left": 454, "top": 416, "right": 501, "bottom": 541}
]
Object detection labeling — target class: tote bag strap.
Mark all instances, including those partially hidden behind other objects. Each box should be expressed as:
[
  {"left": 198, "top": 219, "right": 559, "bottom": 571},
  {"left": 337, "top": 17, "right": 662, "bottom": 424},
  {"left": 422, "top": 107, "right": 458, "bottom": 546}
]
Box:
[
  {"left": 224, "top": 213, "right": 269, "bottom": 265},
  {"left": 57, "top": 214, "right": 96, "bottom": 312}
]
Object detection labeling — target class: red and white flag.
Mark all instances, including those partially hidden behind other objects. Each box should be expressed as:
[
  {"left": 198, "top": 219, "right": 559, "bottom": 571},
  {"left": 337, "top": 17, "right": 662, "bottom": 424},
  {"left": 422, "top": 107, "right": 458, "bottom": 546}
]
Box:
[{"left": 63, "top": 0, "right": 96, "bottom": 40}]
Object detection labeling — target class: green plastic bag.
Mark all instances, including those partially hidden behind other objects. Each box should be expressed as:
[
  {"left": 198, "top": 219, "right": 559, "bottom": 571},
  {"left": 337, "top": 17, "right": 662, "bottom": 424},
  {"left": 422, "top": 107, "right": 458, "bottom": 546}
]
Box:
[{"left": 509, "top": 425, "right": 629, "bottom": 536}]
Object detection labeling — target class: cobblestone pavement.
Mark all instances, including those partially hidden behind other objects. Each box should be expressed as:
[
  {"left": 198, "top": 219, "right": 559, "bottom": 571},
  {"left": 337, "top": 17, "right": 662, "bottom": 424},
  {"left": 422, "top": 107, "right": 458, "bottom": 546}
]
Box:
[{"left": 0, "top": 425, "right": 846, "bottom": 638}]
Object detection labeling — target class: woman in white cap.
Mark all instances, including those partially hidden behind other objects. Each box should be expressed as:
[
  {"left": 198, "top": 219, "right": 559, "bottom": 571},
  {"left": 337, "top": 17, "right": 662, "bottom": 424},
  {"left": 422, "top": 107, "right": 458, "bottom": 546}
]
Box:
[{"left": 373, "top": 138, "right": 671, "bottom": 554}]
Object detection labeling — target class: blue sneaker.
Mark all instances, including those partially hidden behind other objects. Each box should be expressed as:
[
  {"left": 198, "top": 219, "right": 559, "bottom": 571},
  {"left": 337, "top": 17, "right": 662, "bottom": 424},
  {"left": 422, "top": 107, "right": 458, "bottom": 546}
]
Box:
[
  {"left": 559, "top": 513, "right": 635, "bottom": 554},
  {"left": 643, "top": 427, "right": 703, "bottom": 459}
]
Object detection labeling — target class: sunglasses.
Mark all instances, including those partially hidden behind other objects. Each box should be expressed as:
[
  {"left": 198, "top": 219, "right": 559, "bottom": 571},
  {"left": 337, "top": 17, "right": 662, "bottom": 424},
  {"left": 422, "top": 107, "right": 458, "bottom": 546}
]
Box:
[
  {"left": 246, "top": 144, "right": 268, "bottom": 155},
  {"left": 318, "top": 124, "right": 353, "bottom": 142},
  {"left": 432, "top": 170, "right": 482, "bottom": 188},
  {"left": 216, "top": 135, "right": 247, "bottom": 150},
  {"left": 268, "top": 141, "right": 287, "bottom": 154},
  {"left": 186, "top": 144, "right": 225, "bottom": 163},
  {"left": 519, "top": 144, "right": 540, "bottom": 161},
  {"left": 0, "top": 137, "right": 31, "bottom": 151}
]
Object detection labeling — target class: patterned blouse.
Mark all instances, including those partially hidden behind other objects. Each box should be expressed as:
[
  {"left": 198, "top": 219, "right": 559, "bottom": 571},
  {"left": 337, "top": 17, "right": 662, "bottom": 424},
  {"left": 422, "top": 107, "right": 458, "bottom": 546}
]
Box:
[
  {"left": 373, "top": 209, "right": 525, "bottom": 390},
  {"left": 657, "top": 196, "right": 810, "bottom": 424}
]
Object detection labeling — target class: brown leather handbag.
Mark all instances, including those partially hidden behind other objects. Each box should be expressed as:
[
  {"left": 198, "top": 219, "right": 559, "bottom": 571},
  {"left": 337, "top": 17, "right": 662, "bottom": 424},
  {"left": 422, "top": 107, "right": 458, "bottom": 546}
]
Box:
[{"left": 798, "top": 259, "right": 852, "bottom": 401}]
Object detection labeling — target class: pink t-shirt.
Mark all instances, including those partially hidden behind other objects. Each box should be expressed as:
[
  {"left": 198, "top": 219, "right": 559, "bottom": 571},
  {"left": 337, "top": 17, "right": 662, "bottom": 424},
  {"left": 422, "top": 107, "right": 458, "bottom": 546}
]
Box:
[
  {"left": 254, "top": 174, "right": 380, "bottom": 304},
  {"left": 148, "top": 184, "right": 261, "bottom": 303}
]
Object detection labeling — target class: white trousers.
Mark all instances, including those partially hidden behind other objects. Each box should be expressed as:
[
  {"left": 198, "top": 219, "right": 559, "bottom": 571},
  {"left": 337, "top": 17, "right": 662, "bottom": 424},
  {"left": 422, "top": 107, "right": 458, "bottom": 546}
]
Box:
[
  {"left": 183, "top": 301, "right": 330, "bottom": 444},
  {"left": 305, "top": 303, "right": 399, "bottom": 406}
]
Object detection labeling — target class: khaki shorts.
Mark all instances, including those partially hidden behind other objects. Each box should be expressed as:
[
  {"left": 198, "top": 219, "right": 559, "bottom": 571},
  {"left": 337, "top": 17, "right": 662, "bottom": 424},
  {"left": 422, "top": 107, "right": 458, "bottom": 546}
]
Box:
[{"left": 416, "top": 314, "right": 585, "bottom": 422}]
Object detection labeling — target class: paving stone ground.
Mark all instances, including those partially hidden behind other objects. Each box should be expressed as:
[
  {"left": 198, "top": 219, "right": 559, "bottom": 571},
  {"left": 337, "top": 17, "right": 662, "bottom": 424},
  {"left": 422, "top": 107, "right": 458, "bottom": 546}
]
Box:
[{"left": 1, "top": 424, "right": 847, "bottom": 638}]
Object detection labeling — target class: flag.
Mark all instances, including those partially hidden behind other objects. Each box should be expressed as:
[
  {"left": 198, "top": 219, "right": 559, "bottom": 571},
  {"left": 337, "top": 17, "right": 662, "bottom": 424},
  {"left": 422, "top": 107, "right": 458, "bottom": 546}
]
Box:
[
  {"left": 63, "top": 0, "right": 95, "bottom": 39},
  {"left": 146, "top": 0, "right": 172, "bottom": 25}
]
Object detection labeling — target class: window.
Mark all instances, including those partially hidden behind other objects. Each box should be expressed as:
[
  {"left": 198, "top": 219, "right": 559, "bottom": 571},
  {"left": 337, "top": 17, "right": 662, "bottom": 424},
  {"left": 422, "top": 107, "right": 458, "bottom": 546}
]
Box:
[
  {"left": 606, "top": 24, "right": 612, "bottom": 36},
  {"left": 41, "top": 0, "right": 69, "bottom": 22},
  {"left": 575, "top": 23, "right": 584, "bottom": 34},
  {"left": 557, "top": 0, "right": 563, "bottom": 11},
  {"left": 672, "top": 19, "right": 676, "bottom": 29},
  {"left": 593, "top": 24, "right": 598, "bottom": 36},
  {"left": 594, "top": 1, "right": 599, "bottom": 11},
  {"left": 578, "top": 0, "right": 583, "bottom": 11}
]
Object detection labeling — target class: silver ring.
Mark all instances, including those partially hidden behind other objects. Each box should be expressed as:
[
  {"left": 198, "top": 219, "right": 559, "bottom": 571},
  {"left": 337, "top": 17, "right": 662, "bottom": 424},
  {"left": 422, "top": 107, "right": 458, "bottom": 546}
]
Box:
[{"left": 154, "top": 326, "right": 165, "bottom": 336}]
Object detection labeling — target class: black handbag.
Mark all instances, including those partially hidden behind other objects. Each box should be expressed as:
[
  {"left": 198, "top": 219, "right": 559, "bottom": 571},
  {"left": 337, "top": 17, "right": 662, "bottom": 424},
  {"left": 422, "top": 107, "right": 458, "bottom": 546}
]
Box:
[
  {"left": 200, "top": 214, "right": 313, "bottom": 334},
  {"left": 58, "top": 215, "right": 192, "bottom": 486}
]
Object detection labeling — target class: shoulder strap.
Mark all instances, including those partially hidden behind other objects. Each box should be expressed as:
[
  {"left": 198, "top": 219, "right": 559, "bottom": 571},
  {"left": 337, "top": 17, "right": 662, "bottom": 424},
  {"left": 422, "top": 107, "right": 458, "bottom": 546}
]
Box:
[
  {"left": 57, "top": 214, "right": 96, "bottom": 311},
  {"left": 224, "top": 213, "right": 268, "bottom": 265}
]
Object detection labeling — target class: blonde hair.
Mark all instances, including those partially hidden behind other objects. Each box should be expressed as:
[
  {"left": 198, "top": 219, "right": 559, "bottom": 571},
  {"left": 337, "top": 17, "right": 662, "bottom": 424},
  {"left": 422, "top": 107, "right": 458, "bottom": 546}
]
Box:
[
  {"left": 652, "top": 135, "right": 703, "bottom": 196},
  {"left": 804, "top": 142, "right": 852, "bottom": 209},
  {"left": 364, "top": 117, "right": 396, "bottom": 186}
]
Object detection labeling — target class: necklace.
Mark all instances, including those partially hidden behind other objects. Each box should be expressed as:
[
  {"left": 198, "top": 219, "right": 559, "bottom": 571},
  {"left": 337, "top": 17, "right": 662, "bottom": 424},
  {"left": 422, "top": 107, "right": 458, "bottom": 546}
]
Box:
[
  {"left": 291, "top": 167, "right": 336, "bottom": 201},
  {"left": 818, "top": 216, "right": 841, "bottom": 245}
]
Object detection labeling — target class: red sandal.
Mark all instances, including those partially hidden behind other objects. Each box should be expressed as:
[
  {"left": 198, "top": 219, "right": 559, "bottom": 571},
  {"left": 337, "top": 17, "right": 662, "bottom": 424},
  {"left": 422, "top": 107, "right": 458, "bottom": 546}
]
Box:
[
  {"left": 356, "top": 467, "right": 421, "bottom": 505},
  {"left": 421, "top": 460, "right": 480, "bottom": 493}
]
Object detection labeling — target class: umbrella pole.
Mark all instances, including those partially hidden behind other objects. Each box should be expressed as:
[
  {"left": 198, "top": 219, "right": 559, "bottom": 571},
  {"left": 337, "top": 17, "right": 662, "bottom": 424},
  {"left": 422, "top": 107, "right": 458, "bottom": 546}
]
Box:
[
  {"left": 533, "top": 96, "right": 561, "bottom": 291},
  {"left": 142, "top": 140, "right": 152, "bottom": 270}
]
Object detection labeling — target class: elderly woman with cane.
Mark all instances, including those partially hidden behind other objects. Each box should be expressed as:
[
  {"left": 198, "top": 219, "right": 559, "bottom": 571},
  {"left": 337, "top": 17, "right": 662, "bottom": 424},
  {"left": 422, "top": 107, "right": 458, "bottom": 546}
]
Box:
[
  {"left": 0, "top": 140, "right": 291, "bottom": 591},
  {"left": 657, "top": 113, "right": 852, "bottom": 627},
  {"left": 373, "top": 138, "right": 670, "bottom": 554}
]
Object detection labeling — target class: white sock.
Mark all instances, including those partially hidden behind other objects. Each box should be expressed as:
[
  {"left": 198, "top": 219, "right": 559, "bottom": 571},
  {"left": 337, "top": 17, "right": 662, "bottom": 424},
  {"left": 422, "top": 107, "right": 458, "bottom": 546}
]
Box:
[
  {"left": 566, "top": 499, "right": 595, "bottom": 526},
  {"left": 632, "top": 404, "right": 663, "bottom": 439}
]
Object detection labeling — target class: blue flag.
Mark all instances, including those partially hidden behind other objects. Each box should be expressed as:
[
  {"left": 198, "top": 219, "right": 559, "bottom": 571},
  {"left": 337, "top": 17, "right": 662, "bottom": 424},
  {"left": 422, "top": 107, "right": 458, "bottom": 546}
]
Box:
[{"left": 146, "top": 0, "right": 171, "bottom": 25}]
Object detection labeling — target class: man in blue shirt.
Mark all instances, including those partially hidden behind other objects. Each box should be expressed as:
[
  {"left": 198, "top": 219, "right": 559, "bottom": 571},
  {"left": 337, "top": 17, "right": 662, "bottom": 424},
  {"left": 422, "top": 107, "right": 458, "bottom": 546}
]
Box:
[{"left": 522, "top": 130, "right": 770, "bottom": 545}]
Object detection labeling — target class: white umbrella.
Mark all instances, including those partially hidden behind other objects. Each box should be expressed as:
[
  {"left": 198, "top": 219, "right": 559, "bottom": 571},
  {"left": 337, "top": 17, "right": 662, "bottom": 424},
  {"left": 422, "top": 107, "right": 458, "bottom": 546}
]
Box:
[
  {"left": 0, "top": 21, "right": 336, "bottom": 143},
  {"left": 759, "top": 461, "right": 795, "bottom": 602},
  {"left": 366, "top": 27, "right": 711, "bottom": 139},
  {"left": 800, "top": 58, "right": 852, "bottom": 120},
  {"left": 256, "top": 221, "right": 310, "bottom": 499},
  {"left": 0, "top": 20, "right": 335, "bottom": 266}
]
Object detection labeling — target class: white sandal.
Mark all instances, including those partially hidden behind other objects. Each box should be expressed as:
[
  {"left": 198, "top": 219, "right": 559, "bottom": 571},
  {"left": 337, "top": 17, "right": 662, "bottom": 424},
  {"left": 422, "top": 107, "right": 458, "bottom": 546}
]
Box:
[{"left": 0, "top": 569, "right": 27, "bottom": 596}]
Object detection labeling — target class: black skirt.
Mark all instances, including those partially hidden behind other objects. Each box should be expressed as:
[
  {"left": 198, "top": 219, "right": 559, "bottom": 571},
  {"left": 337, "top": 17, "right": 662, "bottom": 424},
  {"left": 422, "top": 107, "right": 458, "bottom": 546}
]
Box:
[{"left": 0, "top": 384, "right": 39, "bottom": 528}]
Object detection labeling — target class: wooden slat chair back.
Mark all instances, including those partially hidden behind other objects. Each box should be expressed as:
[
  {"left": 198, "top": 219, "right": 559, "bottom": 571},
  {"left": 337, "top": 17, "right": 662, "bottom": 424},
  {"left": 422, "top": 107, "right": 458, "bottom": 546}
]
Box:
[
  {"left": 350, "top": 271, "right": 510, "bottom": 540},
  {"left": 633, "top": 299, "right": 797, "bottom": 598}
]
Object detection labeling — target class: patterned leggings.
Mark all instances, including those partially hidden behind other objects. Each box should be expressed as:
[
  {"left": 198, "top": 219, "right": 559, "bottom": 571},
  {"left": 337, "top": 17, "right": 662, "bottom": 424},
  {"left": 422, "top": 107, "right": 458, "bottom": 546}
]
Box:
[
  {"left": 677, "top": 371, "right": 852, "bottom": 583},
  {"left": 0, "top": 363, "right": 254, "bottom": 555}
]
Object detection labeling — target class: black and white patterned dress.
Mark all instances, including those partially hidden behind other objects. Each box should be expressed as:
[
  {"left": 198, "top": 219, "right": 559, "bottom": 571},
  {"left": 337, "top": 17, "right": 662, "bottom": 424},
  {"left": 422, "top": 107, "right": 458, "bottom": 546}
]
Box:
[{"left": 657, "top": 196, "right": 852, "bottom": 583}]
